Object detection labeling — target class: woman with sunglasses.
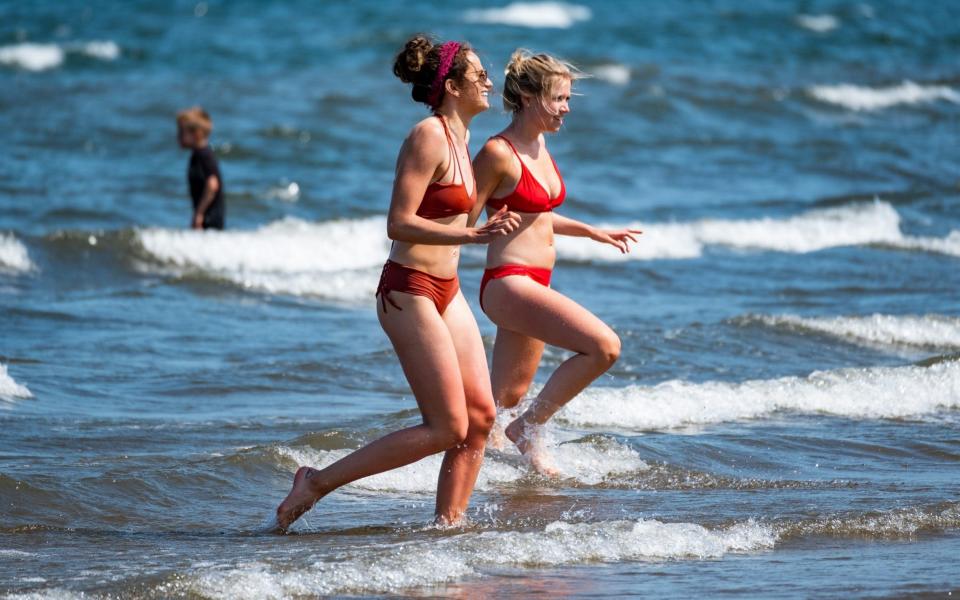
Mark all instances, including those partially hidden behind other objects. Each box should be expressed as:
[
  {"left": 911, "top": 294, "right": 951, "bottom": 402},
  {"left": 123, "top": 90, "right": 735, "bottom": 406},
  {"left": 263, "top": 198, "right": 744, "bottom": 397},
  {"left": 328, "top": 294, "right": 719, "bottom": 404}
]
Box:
[{"left": 275, "top": 36, "right": 518, "bottom": 530}]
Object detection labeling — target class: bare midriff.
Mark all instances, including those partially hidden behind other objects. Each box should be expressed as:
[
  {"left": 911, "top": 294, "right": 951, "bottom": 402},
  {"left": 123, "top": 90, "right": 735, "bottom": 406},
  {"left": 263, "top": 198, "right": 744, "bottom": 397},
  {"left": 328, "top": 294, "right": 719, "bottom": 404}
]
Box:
[
  {"left": 484, "top": 209, "right": 555, "bottom": 270},
  {"left": 387, "top": 213, "right": 468, "bottom": 279}
]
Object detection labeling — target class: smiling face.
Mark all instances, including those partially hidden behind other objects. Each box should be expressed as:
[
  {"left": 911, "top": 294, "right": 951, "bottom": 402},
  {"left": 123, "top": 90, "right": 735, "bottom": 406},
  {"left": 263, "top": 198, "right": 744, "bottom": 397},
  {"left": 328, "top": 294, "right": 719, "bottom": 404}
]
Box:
[
  {"left": 448, "top": 51, "right": 493, "bottom": 115},
  {"left": 539, "top": 76, "right": 571, "bottom": 132},
  {"left": 523, "top": 75, "right": 571, "bottom": 133}
]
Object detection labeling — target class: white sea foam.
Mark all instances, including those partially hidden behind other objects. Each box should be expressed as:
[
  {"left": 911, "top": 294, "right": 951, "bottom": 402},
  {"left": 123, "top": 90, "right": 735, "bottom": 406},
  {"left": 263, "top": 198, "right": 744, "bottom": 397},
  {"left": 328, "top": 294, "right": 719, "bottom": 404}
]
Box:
[
  {"left": 2, "top": 591, "right": 88, "bottom": 600},
  {"left": 265, "top": 182, "right": 300, "bottom": 202},
  {"left": 275, "top": 435, "right": 646, "bottom": 493},
  {"left": 0, "top": 40, "right": 119, "bottom": 71},
  {"left": 592, "top": 64, "right": 631, "bottom": 86},
  {"left": 560, "top": 360, "right": 960, "bottom": 431},
  {"left": 276, "top": 445, "right": 523, "bottom": 494},
  {"left": 185, "top": 519, "right": 774, "bottom": 597},
  {"left": 0, "top": 233, "right": 34, "bottom": 273},
  {"left": 0, "top": 364, "right": 33, "bottom": 402},
  {"left": 795, "top": 14, "right": 840, "bottom": 32},
  {"left": 743, "top": 313, "right": 960, "bottom": 349},
  {"left": 135, "top": 217, "right": 389, "bottom": 302},
  {"left": 73, "top": 40, "right": 120, "bottom": 61},
  {"left": 0, "top": 43, "right": 64, "bottom": 71},
  {"left": 892, "top": 230, "right": 960, "bottom": 257},
  {"left": 557, "top": 201, "right": 910, "bottom": 262},
  {"left": 808, "top": 80, "right": 960, "bottom": 111},
  {"left": 464, "top": 2, "right": 591, "bottom": 28}
]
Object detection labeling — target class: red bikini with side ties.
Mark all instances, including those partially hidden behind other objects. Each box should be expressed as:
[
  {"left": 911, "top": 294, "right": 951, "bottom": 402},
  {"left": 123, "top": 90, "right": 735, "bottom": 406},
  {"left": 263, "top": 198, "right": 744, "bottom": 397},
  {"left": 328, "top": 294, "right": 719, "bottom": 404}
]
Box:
[
  {"left": 480, "top": 135, "right": 565, "bottom": 312},
  {"left": 377, "top": 116, "right": 476, "bottom": 315}
]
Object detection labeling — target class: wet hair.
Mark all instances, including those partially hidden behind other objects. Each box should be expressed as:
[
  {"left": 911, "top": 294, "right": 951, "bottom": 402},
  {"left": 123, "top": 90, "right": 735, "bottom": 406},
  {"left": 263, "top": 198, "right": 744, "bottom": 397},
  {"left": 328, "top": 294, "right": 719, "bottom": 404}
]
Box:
[
  {"left": 176, "top": 106, "right": 213, "bottom": 134},
  {"left": 393, "top": 35, "right": 473, "bottom": 109},
  {"left": 502, "top": 49, "right": 581, "bottom": 113}
]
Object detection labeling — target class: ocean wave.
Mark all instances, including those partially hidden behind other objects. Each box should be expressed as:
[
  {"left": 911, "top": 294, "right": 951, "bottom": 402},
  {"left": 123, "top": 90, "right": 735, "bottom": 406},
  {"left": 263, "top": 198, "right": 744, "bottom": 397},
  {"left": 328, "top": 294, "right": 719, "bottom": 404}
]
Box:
[
  {"left": 1, "top": 590, "right": 87, "bottom": 600},
  {"left": 183, "top": 519, "right": 773, "bottom": 597},
  {"left": 463, "top": 2, "right": 591, "bottom": 28},
  {"left": 0, "top": 41, "right": 120, "bottom": 71},
  {"left": 795, "top": 14, "right": 840, "bottom": 33},
  {"left": 134, "top": 217, "right": 389, "bottom": 302},
  {"left": 0, "top": 233, "right": 34, "bottom": 273},
  {"left": 131, "top": 203, "right": 958, "bottom": 302},
  {"left": 808, "top": 80, "right": 960, "bottom": 111},
  {"left": 591, "top": 64, "right": 631, "bottom": 86},
  {"left": 264, "top": 182, "right": 300, "bottom": 202},
  {"left": 890, "top": 230, "right": 960, "bottom": 257},
  {"left": 0, "top": 364, "right": 33, "bottom": 402},
  {"left": 556, "top": 200, "right": 914, "bottom": 261},
  {"left": 559, "top": 360, "right": 960, "bottom": 431},
  {"left": 738, "top": 313, "right": 960, "bottom": 350},
  {"left": 779, "top": 502, "right": 960, "bottom": 540},
  {"left": 274, "top": 435, "right": 647, "bottom": 494}
]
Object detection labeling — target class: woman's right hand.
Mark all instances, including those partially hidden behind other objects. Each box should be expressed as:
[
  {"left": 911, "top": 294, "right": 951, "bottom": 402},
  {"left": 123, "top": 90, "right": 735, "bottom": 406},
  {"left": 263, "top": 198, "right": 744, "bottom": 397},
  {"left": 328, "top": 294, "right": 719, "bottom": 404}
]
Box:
[{"left": 470, "top": 205, "right": 521, "bottom": 243}]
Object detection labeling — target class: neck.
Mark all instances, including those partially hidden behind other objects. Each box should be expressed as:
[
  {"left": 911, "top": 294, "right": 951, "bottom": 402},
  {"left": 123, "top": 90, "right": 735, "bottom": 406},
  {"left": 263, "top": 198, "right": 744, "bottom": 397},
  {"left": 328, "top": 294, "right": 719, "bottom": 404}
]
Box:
[
  {"left": 436, "top": 104, "right": 472, "bottom": 140},
  {"left": 506, "top": 112, "right": 544, "bottom": 146}
]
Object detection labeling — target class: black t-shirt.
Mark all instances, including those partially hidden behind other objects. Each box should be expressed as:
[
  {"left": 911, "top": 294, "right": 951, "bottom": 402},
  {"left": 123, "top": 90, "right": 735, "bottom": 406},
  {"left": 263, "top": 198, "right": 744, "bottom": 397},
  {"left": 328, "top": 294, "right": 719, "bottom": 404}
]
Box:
[{"left": 187, "top": 146, "right": 225, "bottom": 229}]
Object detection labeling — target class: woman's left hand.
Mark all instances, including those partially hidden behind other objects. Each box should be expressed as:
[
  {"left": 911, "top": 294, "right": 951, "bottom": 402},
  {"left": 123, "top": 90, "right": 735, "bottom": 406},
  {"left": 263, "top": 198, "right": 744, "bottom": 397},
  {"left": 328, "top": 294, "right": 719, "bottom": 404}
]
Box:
[{"left": 590, "top": 227, "right": 643, "bottom": 254}]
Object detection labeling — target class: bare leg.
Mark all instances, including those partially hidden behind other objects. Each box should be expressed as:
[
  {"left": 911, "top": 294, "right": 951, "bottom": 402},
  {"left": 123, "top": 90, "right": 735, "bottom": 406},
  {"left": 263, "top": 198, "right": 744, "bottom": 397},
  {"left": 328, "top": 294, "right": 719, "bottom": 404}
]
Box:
[
  {"left": 488, "top": 327, "right": 544, "bottom": 450},
  {"left": 483, "top": 276, "right": 620, "bottom": 474},
  {"left": 276, "top": 292, "right": 470, "bottom": 531},
  {"left": 434, "top": 292, "right": 497, "bottom": 524}
]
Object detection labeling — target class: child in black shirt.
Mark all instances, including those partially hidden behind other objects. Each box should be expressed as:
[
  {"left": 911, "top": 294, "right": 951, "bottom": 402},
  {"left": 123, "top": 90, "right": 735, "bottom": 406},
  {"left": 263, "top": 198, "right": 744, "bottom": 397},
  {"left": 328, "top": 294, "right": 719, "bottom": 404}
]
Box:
[{"left": 177, "top": 107, "right": 225, "bottom": 230}]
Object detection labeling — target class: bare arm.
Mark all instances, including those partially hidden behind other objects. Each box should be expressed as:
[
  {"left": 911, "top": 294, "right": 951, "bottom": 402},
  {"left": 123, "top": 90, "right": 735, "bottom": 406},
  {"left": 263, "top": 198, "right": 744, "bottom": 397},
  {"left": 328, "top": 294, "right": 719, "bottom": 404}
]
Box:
[
  {"left": 388, "top": 122, "right": 517, "bottom": 244},
  {"left": 552, "top": 213, "right": 596, "bottom": 237},
  {"left": 192, "top": 175, "right": 220, "bottom": 229},
  {"left": 468, "top": 137, "right": 516, "bottom": 228},
  {"left": 552, "top": 213, "right": 642, "bottom": 254}
]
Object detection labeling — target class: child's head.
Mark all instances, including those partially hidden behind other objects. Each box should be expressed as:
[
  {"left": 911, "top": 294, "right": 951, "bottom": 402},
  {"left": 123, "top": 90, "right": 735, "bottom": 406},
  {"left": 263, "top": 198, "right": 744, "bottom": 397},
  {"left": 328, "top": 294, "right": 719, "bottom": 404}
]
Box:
[{"left": 176, "top": 107, "right": 213, "bottom": 149}]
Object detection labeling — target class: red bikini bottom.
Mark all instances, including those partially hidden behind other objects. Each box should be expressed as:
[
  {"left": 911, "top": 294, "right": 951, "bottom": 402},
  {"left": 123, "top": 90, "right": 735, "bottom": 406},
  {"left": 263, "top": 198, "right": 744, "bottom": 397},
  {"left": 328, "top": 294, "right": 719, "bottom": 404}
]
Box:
[
  {"left": 479, "top": 264, "right": 552, "bottom": 312},
  {"left": 376, "top": 260, "right": 460, "bottom": 314}
]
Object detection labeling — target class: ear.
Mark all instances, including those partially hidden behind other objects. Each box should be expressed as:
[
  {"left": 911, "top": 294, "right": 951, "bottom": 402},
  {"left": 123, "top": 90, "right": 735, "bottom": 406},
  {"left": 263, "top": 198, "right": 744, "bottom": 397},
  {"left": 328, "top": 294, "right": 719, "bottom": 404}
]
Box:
[{"left": 444, "top": 78, "right": 460, "bottom": 99}]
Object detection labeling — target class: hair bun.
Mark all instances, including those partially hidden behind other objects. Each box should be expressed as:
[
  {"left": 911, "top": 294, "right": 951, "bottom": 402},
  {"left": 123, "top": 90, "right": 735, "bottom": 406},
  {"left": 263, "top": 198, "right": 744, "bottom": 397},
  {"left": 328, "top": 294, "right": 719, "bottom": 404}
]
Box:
[
  {"left": 393, "top": 35, "right": 434, "bottom": 84},
  {"left": 505, "top": 48, "right": 531, "bottom": 77}
]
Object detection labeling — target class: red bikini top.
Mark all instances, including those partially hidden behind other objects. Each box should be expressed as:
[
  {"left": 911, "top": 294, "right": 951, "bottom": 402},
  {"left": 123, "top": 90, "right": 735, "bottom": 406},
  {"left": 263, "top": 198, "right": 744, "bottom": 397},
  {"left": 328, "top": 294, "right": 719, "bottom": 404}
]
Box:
[
  {"left": 486, "top": 135, "right": 565, "bottom": 213},
  {"left": 416, "top": 116, "right": 476, "bottom": 219}
]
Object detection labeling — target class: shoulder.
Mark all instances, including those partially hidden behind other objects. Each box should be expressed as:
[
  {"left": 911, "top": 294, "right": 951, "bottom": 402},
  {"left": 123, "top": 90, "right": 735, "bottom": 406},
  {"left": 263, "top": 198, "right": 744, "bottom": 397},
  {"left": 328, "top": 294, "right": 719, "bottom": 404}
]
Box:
[
  {"left": 405, "top": 116, "right": 446, "bottom": 147},
  {"left": 196, "top": 145, "right": 218, "bottom": 163},
  {"left": 399, "top": 116, "right": 447, "bottom": 163},
  {"left": 475, "top": 136, "right": 516, "bottom": 170}
]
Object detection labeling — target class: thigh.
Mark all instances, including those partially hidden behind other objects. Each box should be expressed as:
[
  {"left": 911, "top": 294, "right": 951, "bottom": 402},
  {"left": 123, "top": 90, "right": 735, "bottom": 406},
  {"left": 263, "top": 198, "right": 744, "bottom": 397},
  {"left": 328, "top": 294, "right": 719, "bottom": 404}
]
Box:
[
  {"left": 482, "top": 276, "right": 614, "bottom": 355},
  {"left": 378, "top": 291, "right": 466, "bottom": 425},
  {"left": 491, "top": 326, "right": 544, "bottom": 397},
  {"left": 440, "top": 291, "right": 495, "bottom": 409}
]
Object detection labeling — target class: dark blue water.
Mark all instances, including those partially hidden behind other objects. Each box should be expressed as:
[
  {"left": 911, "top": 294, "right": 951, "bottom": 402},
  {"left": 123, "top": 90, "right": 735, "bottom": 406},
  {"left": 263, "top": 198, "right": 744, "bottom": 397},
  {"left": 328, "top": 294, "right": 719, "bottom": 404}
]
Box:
[{"left": 2, "top": 1, "right": 959, "bottom": 597}]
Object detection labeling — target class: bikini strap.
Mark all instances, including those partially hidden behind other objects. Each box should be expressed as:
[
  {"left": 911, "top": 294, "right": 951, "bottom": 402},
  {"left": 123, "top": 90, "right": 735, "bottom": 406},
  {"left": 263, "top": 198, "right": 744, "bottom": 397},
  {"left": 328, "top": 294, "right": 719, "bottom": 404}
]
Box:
[
  {"left": 437, "top": 115, "right": 463, "bottom": 185},
  {"left": 492, "top": 134, "right": 522, "bottom": 161}
]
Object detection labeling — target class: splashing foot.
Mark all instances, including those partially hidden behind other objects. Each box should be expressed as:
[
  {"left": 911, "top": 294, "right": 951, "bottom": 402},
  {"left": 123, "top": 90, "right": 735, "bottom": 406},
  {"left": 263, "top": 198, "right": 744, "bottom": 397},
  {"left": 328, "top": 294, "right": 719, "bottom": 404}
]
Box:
[
  {"left": 275, "top": 466, "right": 323, "bottom": 532},
  {"left": 505, "top": 417, "right": 560, "bottom": 477}
]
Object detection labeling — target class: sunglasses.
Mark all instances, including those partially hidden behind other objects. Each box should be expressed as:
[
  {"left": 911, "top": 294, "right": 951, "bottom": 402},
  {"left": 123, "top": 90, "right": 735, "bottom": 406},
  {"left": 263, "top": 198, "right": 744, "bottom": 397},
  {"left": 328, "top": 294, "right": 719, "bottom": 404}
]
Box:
[{"left": 469, "top": 68, "right": 489, "bottom": 82}]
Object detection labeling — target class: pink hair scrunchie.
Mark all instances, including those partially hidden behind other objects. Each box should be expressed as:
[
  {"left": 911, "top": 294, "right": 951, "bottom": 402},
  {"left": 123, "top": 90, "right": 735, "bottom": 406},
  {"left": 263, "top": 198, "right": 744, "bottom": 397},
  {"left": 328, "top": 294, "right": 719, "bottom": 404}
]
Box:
[{"left": 427, "top": 41, "right": 461, "bottom": 108}]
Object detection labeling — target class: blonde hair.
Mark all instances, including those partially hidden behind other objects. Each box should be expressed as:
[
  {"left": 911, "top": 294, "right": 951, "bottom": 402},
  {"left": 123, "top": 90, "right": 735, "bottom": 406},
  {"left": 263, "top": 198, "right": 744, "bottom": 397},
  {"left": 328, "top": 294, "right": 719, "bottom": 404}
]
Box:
[
  {"left": 502, "top": 49, "right": 582, "bottom": 113},
  {"left": 176, "top": 106, "right": 213, "bottom": 134}
]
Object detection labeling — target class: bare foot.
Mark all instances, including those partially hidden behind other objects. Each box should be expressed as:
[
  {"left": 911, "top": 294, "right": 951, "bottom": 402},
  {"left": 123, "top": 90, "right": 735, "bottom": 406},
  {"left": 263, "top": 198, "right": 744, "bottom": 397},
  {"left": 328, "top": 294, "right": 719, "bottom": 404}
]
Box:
[
  {"left": 504, "top": 418, "right": 560, "bottom": 477},
  {"left": 275, "top": 466, "right": 323, "bottom": 532}
]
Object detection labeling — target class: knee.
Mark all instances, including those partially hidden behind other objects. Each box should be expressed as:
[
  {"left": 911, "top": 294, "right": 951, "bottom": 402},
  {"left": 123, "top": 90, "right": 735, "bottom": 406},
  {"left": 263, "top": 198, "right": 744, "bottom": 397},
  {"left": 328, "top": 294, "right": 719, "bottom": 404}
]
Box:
[
  {"left": 469, "top": 399, "right": 497, "bottom": 436},
  {"left": 430, "top": 415, "right": 469, "bottom": 450},
  {"left": 590, "top": 330, "right": 621, "bottom": 369}
]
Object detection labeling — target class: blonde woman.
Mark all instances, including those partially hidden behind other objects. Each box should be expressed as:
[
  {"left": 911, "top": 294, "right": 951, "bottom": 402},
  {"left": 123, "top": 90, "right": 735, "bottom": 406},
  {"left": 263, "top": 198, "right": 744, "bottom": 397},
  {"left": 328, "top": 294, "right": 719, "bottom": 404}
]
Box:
[
  {"left": 470, "top": 50, "right": 641, "bottom": 475},
  {"left": 275, "top": 36, "right": 518, "bottom": 530}
]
